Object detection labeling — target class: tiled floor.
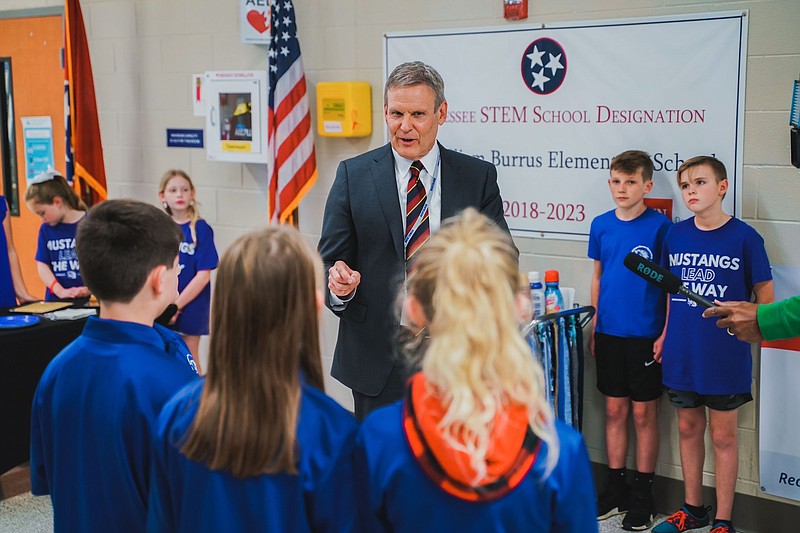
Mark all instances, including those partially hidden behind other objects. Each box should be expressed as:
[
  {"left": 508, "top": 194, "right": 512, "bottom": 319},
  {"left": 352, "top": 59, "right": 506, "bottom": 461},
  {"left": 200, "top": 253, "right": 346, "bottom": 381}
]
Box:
[
  {"left": 599, "top": 514, "right": 747, "bottom": 533},
  {"left": 0, "top": 492, "right": 756, "bottom": 533},
  {"left": 598, "top": 514, "right": 663, "bottom": 532},
  {"left": 0, "top": 492, "right": 52, "bottom": 533}
]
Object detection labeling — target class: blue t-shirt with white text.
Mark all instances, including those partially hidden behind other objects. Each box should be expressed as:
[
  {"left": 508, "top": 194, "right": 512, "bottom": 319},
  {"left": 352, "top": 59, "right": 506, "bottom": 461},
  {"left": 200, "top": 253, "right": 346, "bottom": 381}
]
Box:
[
  {"left": 173, "top": 219, "right": 218, "bottom": 336},
  {"left": 661, "top": 217, "right": 772, "bottom": 395},
  {"left": 35, "top": 220, "right": 84, "bottom": 300}
]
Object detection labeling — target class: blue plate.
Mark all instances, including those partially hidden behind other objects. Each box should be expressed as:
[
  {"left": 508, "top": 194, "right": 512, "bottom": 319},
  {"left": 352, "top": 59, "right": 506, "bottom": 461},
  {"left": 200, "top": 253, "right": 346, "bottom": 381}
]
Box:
[{"left": 0, "top": 315, "right": 41, "bottom": 329}]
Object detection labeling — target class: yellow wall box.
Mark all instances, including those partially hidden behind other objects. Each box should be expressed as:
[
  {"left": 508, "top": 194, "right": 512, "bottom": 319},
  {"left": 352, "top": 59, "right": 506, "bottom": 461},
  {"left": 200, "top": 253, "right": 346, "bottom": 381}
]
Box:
[{"left": 316, "top": 81, "right": 371, "bottom": 137}]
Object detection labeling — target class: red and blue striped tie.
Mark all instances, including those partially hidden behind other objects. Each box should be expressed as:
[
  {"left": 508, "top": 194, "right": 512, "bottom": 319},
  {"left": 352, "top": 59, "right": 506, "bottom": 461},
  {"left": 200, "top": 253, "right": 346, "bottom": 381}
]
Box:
[{"left": 405, "top": 160, "right": 430, "bottom": 262}]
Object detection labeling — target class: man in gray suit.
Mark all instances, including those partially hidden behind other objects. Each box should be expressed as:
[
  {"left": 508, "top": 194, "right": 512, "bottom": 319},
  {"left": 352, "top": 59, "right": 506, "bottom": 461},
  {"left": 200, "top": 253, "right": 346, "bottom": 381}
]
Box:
[{"left": 318, "top": 61, "right": 511, "bottom": 420}]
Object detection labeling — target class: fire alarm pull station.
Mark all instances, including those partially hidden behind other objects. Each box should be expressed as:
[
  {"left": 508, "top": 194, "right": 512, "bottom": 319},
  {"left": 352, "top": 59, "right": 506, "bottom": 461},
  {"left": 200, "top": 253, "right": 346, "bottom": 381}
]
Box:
[{"left": 504, "top": 0, "right": 528, "bottom": 21}]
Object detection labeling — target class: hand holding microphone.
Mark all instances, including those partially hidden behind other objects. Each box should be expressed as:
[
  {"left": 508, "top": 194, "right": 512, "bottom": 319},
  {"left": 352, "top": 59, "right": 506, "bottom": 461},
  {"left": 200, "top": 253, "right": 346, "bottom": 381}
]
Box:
[
  {"left": 623, "top": 252, "right": 717, "bottom": 309},
  {"left": 702, "top": 301, "right": 763, "bottom": 342}
]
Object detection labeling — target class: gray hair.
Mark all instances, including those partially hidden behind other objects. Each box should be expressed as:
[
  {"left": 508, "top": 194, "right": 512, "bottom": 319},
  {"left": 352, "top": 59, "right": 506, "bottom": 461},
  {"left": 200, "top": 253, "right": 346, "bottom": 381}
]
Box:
[{"left": 384, "top": 61, "right": 446, "bottom": 110}]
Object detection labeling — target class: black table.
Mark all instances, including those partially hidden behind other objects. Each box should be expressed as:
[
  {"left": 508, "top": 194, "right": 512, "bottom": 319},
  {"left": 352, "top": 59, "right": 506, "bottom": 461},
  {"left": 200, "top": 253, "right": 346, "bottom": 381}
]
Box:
[{"left": 0, "top": 307, "right": 89, "bottom": 474}]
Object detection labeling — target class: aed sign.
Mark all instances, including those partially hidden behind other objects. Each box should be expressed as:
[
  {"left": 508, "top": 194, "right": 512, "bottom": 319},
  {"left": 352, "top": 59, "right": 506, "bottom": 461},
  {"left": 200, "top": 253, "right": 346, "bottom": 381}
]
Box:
[{"left": 240, "top": 0, "right": 271, "bottom": 44}]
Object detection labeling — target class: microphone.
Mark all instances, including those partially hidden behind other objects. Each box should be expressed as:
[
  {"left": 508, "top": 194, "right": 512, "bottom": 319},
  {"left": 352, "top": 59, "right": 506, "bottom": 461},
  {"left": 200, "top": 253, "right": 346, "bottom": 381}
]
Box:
[{"left": 623, "top": 252, "right": 716, "bottom": 309}]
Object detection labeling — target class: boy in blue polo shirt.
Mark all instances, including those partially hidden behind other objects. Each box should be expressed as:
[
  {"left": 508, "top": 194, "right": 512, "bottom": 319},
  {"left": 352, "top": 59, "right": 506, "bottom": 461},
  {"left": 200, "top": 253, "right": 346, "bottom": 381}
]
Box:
[
  {"left": 589, "top": 150, "right": 671, "bottom": 531},
  {"left": 30, "top": 199, "right": 199, "bottom": 532}
]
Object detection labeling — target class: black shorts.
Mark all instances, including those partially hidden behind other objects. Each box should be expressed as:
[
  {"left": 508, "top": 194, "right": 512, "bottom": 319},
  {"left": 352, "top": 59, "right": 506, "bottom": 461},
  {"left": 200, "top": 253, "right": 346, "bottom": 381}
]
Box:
[
  {"left": 595, "top": 332, "right": 662, "bottom": 402},
  {"left": 666, "top": 388, "right": 752, "bottom": 411}
]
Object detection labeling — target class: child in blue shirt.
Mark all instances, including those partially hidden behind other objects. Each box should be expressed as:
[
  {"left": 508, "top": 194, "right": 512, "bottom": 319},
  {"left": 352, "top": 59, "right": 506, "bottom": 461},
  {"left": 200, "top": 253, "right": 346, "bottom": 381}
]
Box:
[
  {"left": 356, "top": 209, "right": 596, "bottom": 533},
  {"left": 652, "top": 156, "right": 773, "bottom": 533},
  {"left": 0, "top": 195, "right": 36, "bottom": 306},
  {"left": 589, "top": 150, "right": 671, "bottom": 531},
  {"left": 146, "top": 225, "right": 358, "bottom": 532},
  {"left": 30, "top": 200, "right": 199, "bottom": 533},
  {"left": 25, "top": 171, "right": 89, "bottom": 300},
  {"left": 159, "top": 170, "right": 218, "bottom": 373}
]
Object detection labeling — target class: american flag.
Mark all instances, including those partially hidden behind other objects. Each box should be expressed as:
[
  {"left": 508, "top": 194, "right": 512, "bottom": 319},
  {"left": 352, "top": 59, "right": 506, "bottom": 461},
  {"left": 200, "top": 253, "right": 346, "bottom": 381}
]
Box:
[{"left": 267, "top": 0, "right": 317, "bottom": 223}]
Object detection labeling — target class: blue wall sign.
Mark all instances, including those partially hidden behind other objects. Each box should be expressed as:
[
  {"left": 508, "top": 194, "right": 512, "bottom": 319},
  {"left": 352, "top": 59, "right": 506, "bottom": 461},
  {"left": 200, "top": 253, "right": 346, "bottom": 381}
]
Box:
[{"left": 167, "top": 128, "right": 204, "bottom": 148}]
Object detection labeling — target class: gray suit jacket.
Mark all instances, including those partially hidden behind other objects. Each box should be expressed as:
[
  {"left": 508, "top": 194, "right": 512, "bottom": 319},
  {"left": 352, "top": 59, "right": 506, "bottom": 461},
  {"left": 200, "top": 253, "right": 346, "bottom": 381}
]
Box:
[{"left": 318, "top": 142, "right": 510, "bottom": 396}]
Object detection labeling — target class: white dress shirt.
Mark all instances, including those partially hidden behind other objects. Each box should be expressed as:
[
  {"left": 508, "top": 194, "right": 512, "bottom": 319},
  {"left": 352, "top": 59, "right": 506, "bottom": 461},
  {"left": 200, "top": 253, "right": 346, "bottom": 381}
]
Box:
[{"left": 391, "top": 143, "right": 442, "bottom": 234}]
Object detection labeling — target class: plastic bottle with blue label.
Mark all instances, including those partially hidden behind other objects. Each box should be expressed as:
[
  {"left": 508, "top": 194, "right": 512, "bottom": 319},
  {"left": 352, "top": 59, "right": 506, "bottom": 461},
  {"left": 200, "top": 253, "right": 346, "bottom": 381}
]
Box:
[
  {"left": 544, "top": 270, "right": 564, "bottom": 314},
  {"left": 528, "top": 271, "right": 546, "bottom": 318}
]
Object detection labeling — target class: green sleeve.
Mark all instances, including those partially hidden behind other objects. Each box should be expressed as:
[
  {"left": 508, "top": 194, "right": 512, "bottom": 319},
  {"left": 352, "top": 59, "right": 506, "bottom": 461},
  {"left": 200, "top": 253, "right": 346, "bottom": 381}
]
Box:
[{"left": 758, "top": 296, "right": 800, "bottom": 341}]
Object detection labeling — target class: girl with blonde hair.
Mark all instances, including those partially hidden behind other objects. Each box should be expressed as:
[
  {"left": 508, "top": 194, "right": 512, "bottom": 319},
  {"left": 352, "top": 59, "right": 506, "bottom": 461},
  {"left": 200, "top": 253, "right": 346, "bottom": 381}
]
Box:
[
  {"left": 158, "top": 169, "right": 218, "bottom": 371},
  {"left": 146, "top": 225, "right": 359, "bottom": 532},
  {"left": 355, "top": 208, "right": 597, "bottom": 532},
  {"left": 25, "top": 171, "right": 89, "bottom": 300}
]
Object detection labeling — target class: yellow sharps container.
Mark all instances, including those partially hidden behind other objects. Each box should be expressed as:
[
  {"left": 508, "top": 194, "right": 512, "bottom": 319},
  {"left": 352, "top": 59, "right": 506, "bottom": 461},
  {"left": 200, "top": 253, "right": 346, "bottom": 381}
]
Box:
[{"left": 316, "top": 82, "right": 371, "bottom": 137}]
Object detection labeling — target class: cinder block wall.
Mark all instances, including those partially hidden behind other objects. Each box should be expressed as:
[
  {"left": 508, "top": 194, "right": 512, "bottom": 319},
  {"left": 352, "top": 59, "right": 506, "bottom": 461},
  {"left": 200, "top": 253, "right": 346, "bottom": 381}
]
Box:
[{"left": 4, "top": 0, "right": 798, "bottom": 512}]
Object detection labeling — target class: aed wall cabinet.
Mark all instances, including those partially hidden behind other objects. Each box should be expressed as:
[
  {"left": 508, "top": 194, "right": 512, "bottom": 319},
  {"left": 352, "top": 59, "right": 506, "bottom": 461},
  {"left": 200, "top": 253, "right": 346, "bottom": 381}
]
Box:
[
  {"left": 316, "top": 82, "right": 371, "bottom": 137},
  {"left": 204, "top": 71, "right": 268, "bottom": 163}
]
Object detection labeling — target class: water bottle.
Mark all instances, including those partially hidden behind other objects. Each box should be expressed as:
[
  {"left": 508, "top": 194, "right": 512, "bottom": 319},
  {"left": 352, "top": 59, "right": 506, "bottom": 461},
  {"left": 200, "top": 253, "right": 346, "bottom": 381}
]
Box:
[
  {"left": 544, "top": 270, "right": 564, "bottom": 314},
  {"left": 528, "top": 271, "right": 546, "bottom": 318}
]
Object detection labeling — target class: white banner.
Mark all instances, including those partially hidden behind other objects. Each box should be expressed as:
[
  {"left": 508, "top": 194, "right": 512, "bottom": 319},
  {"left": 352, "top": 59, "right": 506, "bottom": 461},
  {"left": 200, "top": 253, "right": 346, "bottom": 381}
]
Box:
[
  {"left": 759, "top": 265, "right": 800, "bottom": 501},
  {"left": 385, "top": 12, "right": 748, "bottom": 239}
]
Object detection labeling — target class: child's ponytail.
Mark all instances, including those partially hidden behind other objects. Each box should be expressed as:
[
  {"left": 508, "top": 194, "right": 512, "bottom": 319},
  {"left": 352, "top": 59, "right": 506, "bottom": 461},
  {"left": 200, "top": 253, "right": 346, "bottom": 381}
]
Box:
[{"left": 25, "top": 171, "right": 88, "bottom": 211}]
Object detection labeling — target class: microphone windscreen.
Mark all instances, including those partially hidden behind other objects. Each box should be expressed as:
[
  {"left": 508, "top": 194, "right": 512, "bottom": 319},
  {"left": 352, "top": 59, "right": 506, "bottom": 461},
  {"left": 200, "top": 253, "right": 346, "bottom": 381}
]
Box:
[{"left": 623, "top": 252, "right": 682, "bottom": 294}]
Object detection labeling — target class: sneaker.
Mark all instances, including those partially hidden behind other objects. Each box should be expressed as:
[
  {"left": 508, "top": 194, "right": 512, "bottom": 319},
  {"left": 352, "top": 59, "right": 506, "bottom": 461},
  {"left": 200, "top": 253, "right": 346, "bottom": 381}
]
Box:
[
  {"left": 621, "top": 490, "right": 656, "bottom": 531},
  {"left": 596, "top": 482, "right": 630, "bottom": 520},
  {"left": 651, "top": 505, "right": 712, "bottom": 532},
  {"left": 710, "top": 521, "right": 736, "bottom": 533}
]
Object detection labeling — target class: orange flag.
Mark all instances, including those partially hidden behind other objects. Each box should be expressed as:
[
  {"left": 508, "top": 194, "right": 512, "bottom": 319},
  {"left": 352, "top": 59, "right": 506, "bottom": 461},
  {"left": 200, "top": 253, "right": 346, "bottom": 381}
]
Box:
[{"left": 64, "top": 0, "right": 107, "bottom": 206}]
